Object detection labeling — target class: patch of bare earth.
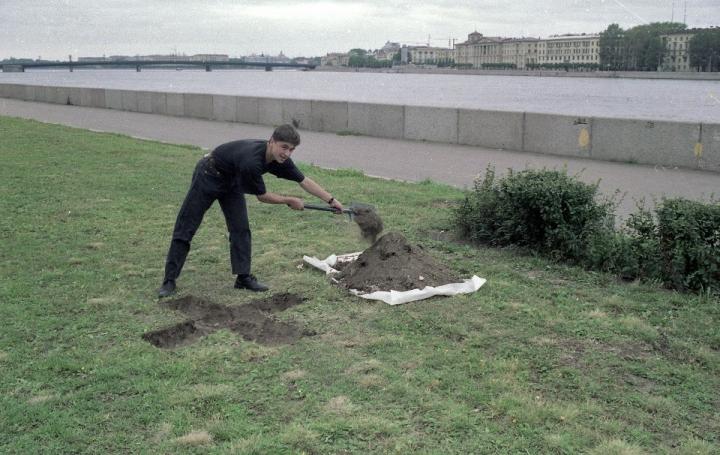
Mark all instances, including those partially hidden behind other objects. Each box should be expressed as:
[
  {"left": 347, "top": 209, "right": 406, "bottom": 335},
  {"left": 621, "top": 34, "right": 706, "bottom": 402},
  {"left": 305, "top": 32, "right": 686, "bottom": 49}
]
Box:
[{"left": 142, "top": 293, "right": 308, "bottom": 349}]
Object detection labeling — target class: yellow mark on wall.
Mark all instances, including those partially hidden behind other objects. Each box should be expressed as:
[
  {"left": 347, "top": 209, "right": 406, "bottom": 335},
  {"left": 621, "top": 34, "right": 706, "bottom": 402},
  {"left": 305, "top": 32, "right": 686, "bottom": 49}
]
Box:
[
  {"left": 578, "top": 128, "right": 590, "bottom": 148},
  {"left": 694, "top": 142, "right": 703, "bottom": 158}
]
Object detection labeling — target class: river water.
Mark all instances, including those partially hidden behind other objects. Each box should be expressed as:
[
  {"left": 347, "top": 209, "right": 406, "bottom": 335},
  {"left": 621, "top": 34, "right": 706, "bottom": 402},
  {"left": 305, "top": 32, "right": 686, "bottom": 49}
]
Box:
[{"left": 2, "top": 69, "right": 719, "bottom": 122}]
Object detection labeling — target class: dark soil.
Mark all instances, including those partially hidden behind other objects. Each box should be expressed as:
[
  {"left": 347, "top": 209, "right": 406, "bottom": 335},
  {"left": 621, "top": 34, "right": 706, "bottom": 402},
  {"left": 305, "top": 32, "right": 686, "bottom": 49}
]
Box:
[
  {"left": 142, "top": 320, "right": 208, "bottom": 349},
  {"left": 142, "top": 293, "right": 308, "bottom": 349},
  {"left": 353, "top": 207, "right": 384, "bottom": 242},
  {"left": 336, "top": 231, "right": 461, "bottom": 293}
]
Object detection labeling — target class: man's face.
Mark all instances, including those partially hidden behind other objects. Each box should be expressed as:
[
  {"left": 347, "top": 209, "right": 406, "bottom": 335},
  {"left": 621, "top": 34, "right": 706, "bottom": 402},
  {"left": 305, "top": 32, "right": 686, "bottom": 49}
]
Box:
[{"left": 269, "top": 139, "right": 296, "bottom": 163}]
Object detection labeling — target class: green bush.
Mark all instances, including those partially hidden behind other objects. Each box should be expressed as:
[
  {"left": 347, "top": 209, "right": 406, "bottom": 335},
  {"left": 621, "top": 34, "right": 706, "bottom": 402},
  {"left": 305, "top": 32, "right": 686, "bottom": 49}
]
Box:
[
  {"left": 585, "top": 205, "right": 661, "bottom": 280},
  {"left": 585, "top": 229, "right": 638, "bottom": 277},
  {"left": 455, "top": 167, "right": 501, "bottom": 244},
  {"left": 456, "top": 167, "right": 615, "bottom": 262},
  {"left": 623, "top": 205, "right": 663, "bottom": 280},
  {"left": 455, "top": 168, "right": 720, "bottom": 294},
  {"left": 656, "top": 198, "right": 720, "bottom": 292}
]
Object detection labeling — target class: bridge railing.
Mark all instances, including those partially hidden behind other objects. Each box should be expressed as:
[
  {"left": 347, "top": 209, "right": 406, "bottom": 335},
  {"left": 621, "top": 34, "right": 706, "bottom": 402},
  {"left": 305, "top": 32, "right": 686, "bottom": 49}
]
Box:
[{"left": 3, "top": 60, "right": 316, "bottom": 72}]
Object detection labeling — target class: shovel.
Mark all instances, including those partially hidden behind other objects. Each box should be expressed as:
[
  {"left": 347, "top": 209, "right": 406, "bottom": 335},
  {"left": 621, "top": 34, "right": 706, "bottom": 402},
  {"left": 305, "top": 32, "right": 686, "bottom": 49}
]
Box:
[{"left": 303, "top": 202, "right": 374, "bottom": 221}]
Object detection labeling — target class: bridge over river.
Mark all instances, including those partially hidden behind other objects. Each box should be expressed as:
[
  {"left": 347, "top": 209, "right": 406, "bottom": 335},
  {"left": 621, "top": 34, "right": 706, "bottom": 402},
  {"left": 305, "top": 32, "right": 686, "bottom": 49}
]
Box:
[{"left": 2, "top": 60, "right": 316, "bottom": 73}]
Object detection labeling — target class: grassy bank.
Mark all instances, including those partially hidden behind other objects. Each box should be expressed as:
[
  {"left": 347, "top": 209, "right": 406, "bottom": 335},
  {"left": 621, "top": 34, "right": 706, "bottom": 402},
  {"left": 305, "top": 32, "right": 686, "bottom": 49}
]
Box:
[{"left": 0, "top": 115, "right": 718, "bottom": 454}]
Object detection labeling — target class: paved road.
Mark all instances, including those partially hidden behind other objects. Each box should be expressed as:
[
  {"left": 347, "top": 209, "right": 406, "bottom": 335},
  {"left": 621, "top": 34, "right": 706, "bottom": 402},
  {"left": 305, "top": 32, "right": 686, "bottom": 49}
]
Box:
[{"left": 2, "top": 98, "right": 718, "bottom": 221}]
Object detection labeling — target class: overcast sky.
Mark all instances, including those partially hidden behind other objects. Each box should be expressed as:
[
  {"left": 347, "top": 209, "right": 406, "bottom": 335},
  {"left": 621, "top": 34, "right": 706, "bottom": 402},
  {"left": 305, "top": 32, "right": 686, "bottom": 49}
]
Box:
[{"left": 2, "top": 0, "right": 719, "bottom": 60}]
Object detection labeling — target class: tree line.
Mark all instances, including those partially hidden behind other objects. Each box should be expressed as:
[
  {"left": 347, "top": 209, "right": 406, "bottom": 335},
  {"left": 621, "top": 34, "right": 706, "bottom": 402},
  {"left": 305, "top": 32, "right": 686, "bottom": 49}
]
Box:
[
  {"left": 599, "top": 22, "right": 720, "bottom": 72},
  {"left": 347, "top": 49, "right": 395, "bottom": 68}
]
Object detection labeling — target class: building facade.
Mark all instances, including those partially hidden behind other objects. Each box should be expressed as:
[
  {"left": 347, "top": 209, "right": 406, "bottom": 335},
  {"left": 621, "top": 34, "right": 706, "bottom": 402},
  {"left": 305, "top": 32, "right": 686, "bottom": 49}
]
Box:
[
  {"left": 537, "top": 34, "right": 600, "bottom": 65},
  {"left": 502, "top": 38, "right": 541, "bottom": 68},
  {"left": 455, "top": 31, "right": 600, "bottom": 69},
  {"left": 409, "top": 46, "right": 455, "bottom": 64},
  {"left": 660, "top": 31, "right": 695, "bottom": 71},
  {"left": 374, "top": 41, "right": 401, "bottom": 61},
  {"left": 321, "top": 52, "right": 350, "bottom": 66},
  {"left": 454, "top": 32, "right": 505, "bottom": 67}
]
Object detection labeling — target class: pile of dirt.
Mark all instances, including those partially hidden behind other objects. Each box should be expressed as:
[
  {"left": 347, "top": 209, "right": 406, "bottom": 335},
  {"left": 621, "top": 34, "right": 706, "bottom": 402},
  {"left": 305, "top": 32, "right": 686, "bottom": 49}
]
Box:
[
  {"left": 336, "top": 231, "right": 461, "bottom": 293},
  {"left": 142, "top": 293, "right": 309, "bottom": 349},
  {"left": 353, "top": 207, "right": 384, "bottom": 242}
]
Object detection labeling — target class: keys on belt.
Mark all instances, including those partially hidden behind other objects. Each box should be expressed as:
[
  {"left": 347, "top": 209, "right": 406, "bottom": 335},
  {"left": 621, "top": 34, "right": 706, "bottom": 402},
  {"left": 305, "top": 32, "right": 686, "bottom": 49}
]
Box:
[{"left": 202, "top": 153, "right": 222, "bottom": 177}]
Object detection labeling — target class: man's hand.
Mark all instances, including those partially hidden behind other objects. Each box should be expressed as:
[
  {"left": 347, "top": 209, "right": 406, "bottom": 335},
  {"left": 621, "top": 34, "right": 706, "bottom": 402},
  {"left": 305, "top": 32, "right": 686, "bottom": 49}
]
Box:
[
  {"left": 329, "top": 198, "right": 344, "bottom": 213},
  {"left": 286, "top": 197, "right": 304, "bottom": 210},
  {"left": 299, "top": 178, "right": 344, "bottom": 214}
]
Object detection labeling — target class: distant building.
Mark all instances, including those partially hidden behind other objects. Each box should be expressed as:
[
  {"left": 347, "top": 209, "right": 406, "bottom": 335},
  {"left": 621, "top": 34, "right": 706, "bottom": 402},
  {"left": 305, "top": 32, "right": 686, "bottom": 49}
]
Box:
[
  {"left": 400, "top": 45, "right": 413, "bottom": 64},
  {"left": 381, "top": 41, "right": 401, "bottom": 53},
  {"left": 538, "top": 34, "right": 600, "bottom": 66},
  {"left": 409, "top": 46, "right": 455, "bottom": 64},
  {"left": 660, "top": 31, "right": 695, "bottom": 72},
  {"left": 321, "top": 52, "right": 349, "bottom": 66},
  {"left": 455, "top": 31, "right": 598, "bottom": 69},
  {"left": 374, "top": 41, "right": 401, "bottom": 61},
  {"left": 501, "top": 38, "right": 541, "bottom": 68},
  {"left": 187, "top": 54, "right": 229, "bottom": 62},
  {"left": 455, "top": 32, "right": 506, "bottom": 67},
  {"left": 244, "top": 52, "right": 291, "bottom": 64}
]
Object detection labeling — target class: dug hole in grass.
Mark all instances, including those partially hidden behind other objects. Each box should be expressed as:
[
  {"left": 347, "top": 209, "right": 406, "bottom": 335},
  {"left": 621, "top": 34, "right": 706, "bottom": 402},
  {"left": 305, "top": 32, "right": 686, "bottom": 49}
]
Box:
[{"left": 0, "top": 116, "right": 718, "bottom": 453}]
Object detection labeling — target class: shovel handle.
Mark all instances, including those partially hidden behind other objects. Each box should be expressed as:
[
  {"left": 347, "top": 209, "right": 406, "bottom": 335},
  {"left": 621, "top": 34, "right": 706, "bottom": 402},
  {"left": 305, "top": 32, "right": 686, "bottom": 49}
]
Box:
[{"left": 304, "top": 203, "right": 350, "bottom": 214}]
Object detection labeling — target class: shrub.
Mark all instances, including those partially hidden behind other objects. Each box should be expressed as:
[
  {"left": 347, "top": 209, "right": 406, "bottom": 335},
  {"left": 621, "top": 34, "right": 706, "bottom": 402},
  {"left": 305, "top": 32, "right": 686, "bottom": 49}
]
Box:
[
  {"left": 454, "top": 168, "right": 720, "bottom": 295},
  {"left": 623, "top": 204, "right": 663, "bottom": 280},
  {"left": 585, "top": 229, "right": 638, "bottom": 278},
  {"left": 585, "top": 205, "right": 662, "bottom": 280},
  {"left": 455, "top": 167, "right": 616, "bottom": 263},
  {"left": 455, "top": 167, "right": 501, "bottom": 244},
  {"left": 656, "top": 198, "right": 720, "bottom": 292}
]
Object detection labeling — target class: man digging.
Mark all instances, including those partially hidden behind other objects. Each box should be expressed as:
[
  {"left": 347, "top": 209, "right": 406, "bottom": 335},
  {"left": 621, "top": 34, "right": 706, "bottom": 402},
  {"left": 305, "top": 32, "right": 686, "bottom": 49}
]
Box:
[{"left": 157, "top": 124, "right": 343, "bottom": 298}]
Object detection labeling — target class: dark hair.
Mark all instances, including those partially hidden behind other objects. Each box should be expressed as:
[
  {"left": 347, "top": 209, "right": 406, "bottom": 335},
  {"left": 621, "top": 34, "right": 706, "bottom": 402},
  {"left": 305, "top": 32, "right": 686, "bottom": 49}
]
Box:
[{"left": 271, "top": 124, "right": 301, "bottom": 146}]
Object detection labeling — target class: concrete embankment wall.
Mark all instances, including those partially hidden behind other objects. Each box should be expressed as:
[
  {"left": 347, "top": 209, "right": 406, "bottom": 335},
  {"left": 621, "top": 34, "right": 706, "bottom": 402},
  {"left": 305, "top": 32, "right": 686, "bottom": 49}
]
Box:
[
  {"left": 1, "top": 83, "right": 718, "bottom": 172},
  {"left": 315, "top": 66, "right": 720, "bottom": 81}
]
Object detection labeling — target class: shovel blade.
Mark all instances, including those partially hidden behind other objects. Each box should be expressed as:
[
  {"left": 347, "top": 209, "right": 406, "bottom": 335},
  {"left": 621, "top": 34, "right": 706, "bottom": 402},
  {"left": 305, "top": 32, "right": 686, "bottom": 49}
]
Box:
[{"left": 347, "top": 202, "right": 375, "bottom": 220}]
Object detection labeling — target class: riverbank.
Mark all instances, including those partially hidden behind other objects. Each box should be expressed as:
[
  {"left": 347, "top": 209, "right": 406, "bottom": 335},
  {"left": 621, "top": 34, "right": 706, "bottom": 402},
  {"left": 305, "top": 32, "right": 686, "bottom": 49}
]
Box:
[
  {"left": 315, "top": 65, "right": 720, "bottom": 81},
  {"left": 2, "top": 82, "right": 718, "bottom": 173},
  {"left": 2, "top": 69, "right": 718, "bottom": 122}
]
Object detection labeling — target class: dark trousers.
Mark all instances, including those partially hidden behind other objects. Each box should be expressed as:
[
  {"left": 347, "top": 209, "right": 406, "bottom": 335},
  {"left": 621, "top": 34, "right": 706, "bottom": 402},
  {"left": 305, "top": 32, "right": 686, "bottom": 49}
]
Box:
[{"left": 163, "top": 157, "right": 251, "bottom": 283}]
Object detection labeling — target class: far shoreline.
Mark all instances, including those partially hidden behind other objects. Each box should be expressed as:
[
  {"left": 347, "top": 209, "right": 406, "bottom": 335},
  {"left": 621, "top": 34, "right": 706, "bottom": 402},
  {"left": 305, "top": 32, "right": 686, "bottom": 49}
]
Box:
[{"left": 314, "top": 65, "right": 720, "bottom": 82}]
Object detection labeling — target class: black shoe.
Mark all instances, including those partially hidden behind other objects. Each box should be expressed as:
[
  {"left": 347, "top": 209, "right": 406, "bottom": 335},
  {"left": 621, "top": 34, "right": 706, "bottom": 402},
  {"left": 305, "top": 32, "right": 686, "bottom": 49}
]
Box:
[
  {"left": 157, "top": 280, "right": 176, "bottom": 298},
  {"left": 234, "top": 274, "right": 269, "bottom": 292}
]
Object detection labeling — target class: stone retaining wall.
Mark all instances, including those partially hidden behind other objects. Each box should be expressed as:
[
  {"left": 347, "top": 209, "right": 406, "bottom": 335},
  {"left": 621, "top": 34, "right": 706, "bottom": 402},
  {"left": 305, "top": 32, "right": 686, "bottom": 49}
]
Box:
[{"left": 1, "top": 83, "right": 717, "bottom": 171}]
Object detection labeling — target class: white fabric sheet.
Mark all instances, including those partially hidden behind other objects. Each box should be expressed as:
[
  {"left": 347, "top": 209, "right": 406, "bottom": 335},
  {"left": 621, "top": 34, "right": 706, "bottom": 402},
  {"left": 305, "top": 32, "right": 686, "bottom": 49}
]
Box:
[{"left": 302, "top": 252, "right": 486, "bottom": 305}]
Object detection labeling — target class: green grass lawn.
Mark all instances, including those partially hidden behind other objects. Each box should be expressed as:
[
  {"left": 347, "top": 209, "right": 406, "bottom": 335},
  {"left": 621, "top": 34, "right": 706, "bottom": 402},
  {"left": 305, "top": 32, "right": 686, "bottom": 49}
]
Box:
[{"left": 1, "top": 115, "right": 718, "bottom": 454}]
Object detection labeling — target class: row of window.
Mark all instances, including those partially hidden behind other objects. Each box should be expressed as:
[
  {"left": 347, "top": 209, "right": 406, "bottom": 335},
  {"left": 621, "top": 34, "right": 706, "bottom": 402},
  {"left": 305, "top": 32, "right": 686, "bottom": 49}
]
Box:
[
  {"left": 546, "top": 49, "right": 596, "bottom": 54},
  {"left": 458, "top": 51, "right": 598, "bottom": 60},
  {"left": 414, "top": 52, "right": 452, "bottom": 56},
  {"left": 546, "top": 41, "right": 599, "bottom": 48},
  {"left": 543, "top": 55, "right": 597, "bottom": 61}
]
